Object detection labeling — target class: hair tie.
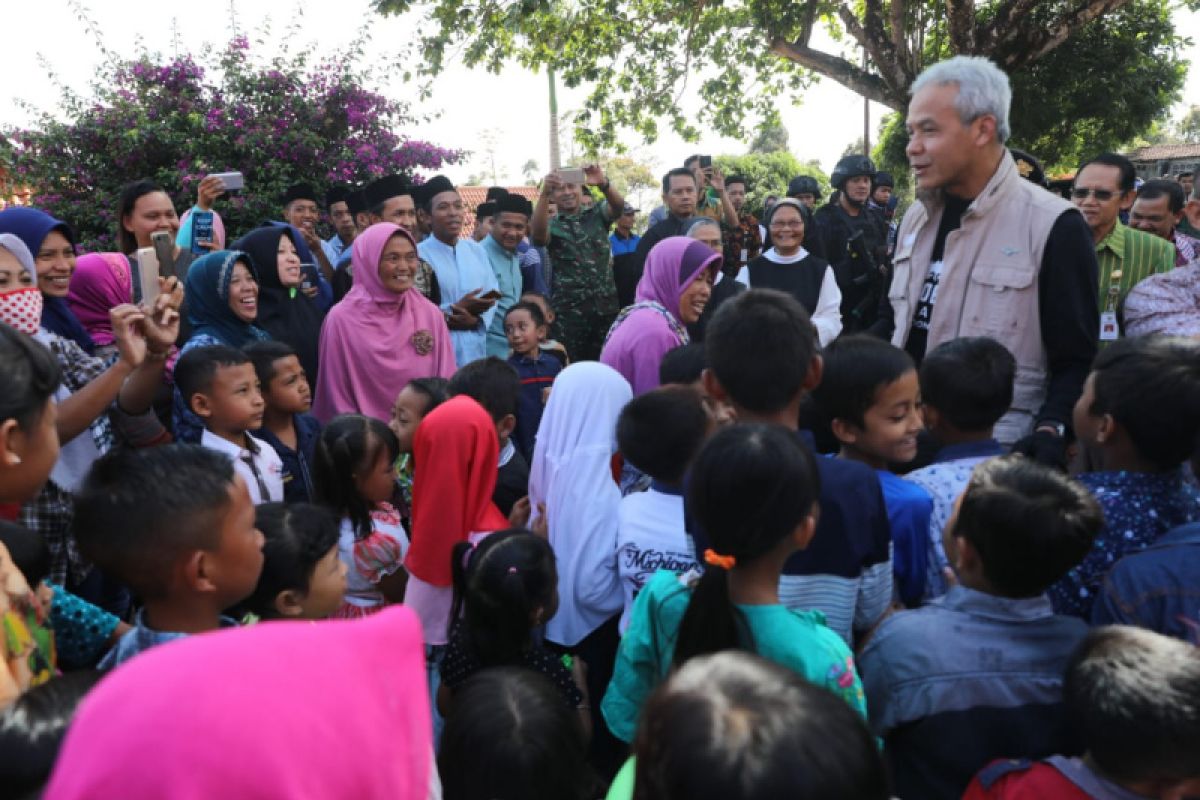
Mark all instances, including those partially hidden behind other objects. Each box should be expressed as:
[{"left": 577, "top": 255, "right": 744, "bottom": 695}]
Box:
[{"left": 703, "top": 549, "right": 736, "bottom": 570}]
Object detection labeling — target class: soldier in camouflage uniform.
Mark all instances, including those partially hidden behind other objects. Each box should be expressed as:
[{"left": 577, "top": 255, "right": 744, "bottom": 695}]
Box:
[{"left": 531, "top": 165, "right": 626, "bottom": 361}]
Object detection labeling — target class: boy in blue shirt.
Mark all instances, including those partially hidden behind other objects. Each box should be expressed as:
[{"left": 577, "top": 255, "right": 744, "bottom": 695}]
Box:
[
  {"left": 504, "top": 301, "right": 562, "bottom": 462},
  {"left": 812, "top": 335, "right": 933, "bottom": 606},
  {"left": 905, "top": 337, "right": 1013, "bottom": 600},
  {"left": 244, "top": 341, "right": 321, "bottom": 504}
]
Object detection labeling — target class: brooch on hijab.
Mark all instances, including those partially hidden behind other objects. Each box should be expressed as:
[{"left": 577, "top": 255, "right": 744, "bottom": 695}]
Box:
[{"left": 411, "top": 330, "right": 434, "bottom": 356}]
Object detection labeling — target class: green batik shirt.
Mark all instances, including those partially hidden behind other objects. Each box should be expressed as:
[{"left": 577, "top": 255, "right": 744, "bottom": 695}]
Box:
[
  {"left": 1094, "top": 222, "right": 1176, "bottom": 311},
  {"left": 548, "top": 200, "right": 619, "bottom": 313}
]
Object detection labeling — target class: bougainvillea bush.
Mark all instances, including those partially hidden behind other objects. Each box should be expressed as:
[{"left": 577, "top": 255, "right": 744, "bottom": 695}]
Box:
[{"left": 5, "top": 36, "right": 460, "bottom": 251}]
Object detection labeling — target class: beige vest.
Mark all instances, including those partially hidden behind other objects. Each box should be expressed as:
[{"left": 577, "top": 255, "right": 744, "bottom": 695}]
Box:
[{"left": 890, "top": 153, "right": 1075, "bottom": 443}]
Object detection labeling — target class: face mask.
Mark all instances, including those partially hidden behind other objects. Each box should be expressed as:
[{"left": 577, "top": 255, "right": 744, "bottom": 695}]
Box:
[{"left": 0, "top": 288, "right": 44, "bottom": 335}]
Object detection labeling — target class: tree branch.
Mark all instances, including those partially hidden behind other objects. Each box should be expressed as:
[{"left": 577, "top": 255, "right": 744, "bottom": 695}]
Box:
[
  {"left": 798, "top": 0, "right": 820, "bottom": 48},
  {"left": 861, "top": 0, "right": 909, "bottom": 91},
  {"left": 945, "top": 0, "right": 976, "bottom": 53},
  {"left": 770, "top": 37, "right": 903, "bottom": 109},
  {"left": 889, "top": 0, "right": 913, "bottom": 81},
  {"left": 979, "top": 0, "right": 1043, "bottom": 52},
  {"left": 992, "top": 0, "right": 1133, "bottom": 67}
]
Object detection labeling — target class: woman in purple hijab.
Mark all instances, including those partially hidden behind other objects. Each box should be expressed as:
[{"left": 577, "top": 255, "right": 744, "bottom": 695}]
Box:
[{"left": 600, "top": 236, "right": 719, "bottom": 395}]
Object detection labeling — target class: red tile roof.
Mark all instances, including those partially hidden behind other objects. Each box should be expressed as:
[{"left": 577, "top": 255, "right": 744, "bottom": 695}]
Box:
[
  {"left": 457, "top": 186, "right": 541, "bottom": 240},
  {"left": 1123, "top": 143, "right": 1200, "bottom": 163}
]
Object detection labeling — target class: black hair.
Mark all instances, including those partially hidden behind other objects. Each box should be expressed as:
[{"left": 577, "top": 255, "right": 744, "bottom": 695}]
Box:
[
  {"left": 1064, "top": 626, "right": 1200, "bottom": 786},
  {"left": 242, "top": 340, "right": 300, "bottom": 388},
  {"left": 1136, "top": 178, "right": 1186, "bottom": 215},
  {"left": 683, "top": 155, "right": 701, "bottom": 168},
  {"left": 235, "top": 502, "right": 340, "bottom": 620},
  {"left": 403, "top": 376, "right": 452, "bottom": 418},
  {"left": 0, "top": 325, "right": 62, "bottom": 430},
  {"left": 0, "top": 520, "right": 49, "bottom": 587},
  {"left": 0, "top": 670, "right": 105, "bottom": 797},
  {"left": 313, "top": 414, "right": 398, "bottom": 540},
  {"left": 705, "top": 290, "right": 817, "bottom": 414},
  {"left": 1088, "top": 336, "right": 1200, "bottom": 470},
  {"left": 438, "top": 667, "right": 595, "bottom": 800},
  {"left": 663, "top": 167, "right": 696, "bottom": 194},
  {"left": 1077, "top": 153, "right": 1137, "bottom": 194},
  {"left": 174, "top": 344, "right": 253, "bottom": 414},
  {"left": 504, "top": 300, "right": 547, "bottom": 329},
  {"left": 724, "top": 174, "right": 747, "bottom": 190},
  {"left": 659, "top": 342, "right": 706, "bottom": 386},
  {"left": 919, "top": 337, "right": 1015, "bottom": 433},
  {"left": 449, "top": 529, "right": 556, "bottom": 667},
  {"left": 812, "top": 335, "right": 915, "bottom": 428},
  {"left": 117, "top": 179, "right": 171, "bottom": 254},
  {"left": 952, "top": 455, "right": 1101, "bottom": 597},
  {"left": 519, "top": 290, "right": 553, "bottom": 310},
  {"left": 448, "top": 356, "right": 520, "bottom": 422},
  {"left": 73, "top": 444, "right": 236, "bottom": 598},
  {"left": 633, "top": 652, "right": 889, "bottom": 800},
  {"left": 675, "top": 424, "right": 820, "bottom": 667},
  {"left": 618, "top": 386, "right": 709, "bottom": 484}
]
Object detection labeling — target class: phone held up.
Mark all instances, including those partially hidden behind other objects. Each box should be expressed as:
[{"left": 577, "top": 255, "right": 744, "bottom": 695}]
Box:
[
  {"left": 208, "top": 171, "right": 245, "bottom": 193},
  {"left": 557, "top": 167, "right": 586, "bottom": 185},
  {"left": 699, "top": 155, "right": 712, "bottom": 169}
]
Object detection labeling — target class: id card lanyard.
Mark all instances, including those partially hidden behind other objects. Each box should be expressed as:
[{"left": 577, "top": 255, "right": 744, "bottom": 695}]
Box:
[{"left": 1100, "top": 268, "right": 1121, "bottom": 342}]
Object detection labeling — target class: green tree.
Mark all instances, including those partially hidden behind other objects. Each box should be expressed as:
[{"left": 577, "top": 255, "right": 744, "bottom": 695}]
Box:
[
  {"left": 714, "top": 152, "right": 828, "bottom": 217},
  {"left": 1179, "top": 105, "right": 1200, "bottom": 144},
  {"left": 374, "top": 0, "right": 1189, "bottom": 154},
  {"left": 749, "top": 122, "right": 790, "bottom": 154}
]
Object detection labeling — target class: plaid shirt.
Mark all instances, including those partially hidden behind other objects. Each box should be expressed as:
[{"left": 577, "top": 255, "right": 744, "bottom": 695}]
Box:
[
  {"left": 722, "top": 212, "right": 763, "bottom": 272},
  {"left": 22, "top": 332, "right": 118, "bottom": 587}
]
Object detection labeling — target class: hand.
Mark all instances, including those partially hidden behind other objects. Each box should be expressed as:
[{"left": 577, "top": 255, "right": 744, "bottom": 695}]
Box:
[
  {"left": 110, "top": 304, "right": 149, "bottom": 370},
  {"left": 541, "top": 172, "right": 563, "bottom": 197},
  {"left": 1011, "top": 429, "right": 1069, "bottom": 471},
  {"left": 300, "top": 226, "right": 323, "bottom": 252},
  {"left": 583, "top": 164, "right": 607, "bottom": 187},
  {"left": 459, "top": 289, "right": 496, "bottom": 316},
  {"left": 300, "top": 284, "right": 319, "bottom": 299},
  {"left": 140, "top": 305, "right": 180, "bottom": 354},
  {"left": 530, "top": 504, "right": 548, "bottom": 539},
  {"left": 195, "top": 238, "right": 216, "bottom": 251},
  {"left": 446, "top": 305, "right": 478, "bottom": 330},
  {"left": 196, "top": 176, "right": 226, "bottom": 212},
  {"left": 707, "top": 166, "right": 725, "bottom": 194},
  {"left": 508, "top": 496, "right": 532, "bottom": 528},
  {"left": 156, "top": 276, "right": 184, "bottom": 313}
]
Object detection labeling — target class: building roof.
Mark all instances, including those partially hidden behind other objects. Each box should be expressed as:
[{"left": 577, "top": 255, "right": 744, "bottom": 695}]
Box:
[
  {"left": 1123, "top": 143, "right": 1200, "bottom": 163},
  {"left": 457, "top": 185, "right": 540, "bottom": 239}
]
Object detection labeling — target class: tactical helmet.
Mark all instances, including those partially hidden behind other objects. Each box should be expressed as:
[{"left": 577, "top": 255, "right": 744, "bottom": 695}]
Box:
[
  {"left": 872, "top": 171, "right": 895, "bottom": 189},
  {"left": 830, "top": 155, "right": 876, "bottom": 190},
  {"left": 787, "top": 175, "right": 820, "bottom": 197}
]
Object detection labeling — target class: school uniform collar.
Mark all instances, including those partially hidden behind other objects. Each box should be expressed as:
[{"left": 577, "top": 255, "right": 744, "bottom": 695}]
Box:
[
  {"left": 933, "top": 438, "right": 1004, "bottom": 464},
  {"left": 201, "top": 428, "right": 262, "bottom": 460}
]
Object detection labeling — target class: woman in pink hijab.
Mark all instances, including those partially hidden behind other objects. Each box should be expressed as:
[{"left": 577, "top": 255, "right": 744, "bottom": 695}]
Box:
[
  {"left": 313, "top": 223, "right": 455, "bottom": 423},
  {"left": 66, "top": 253, "right": 136, "bottom": 360},
  {"left": 600, "top": 236, "right": 720, "bottom": 395},
  {"left": 44, "top": 606, "right": 433, "bottom": 800}
]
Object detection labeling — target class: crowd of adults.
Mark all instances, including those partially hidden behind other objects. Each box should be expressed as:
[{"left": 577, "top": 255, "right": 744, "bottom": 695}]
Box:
[{"left": 0, "top": 54, "right": 1199, "bottom": 800}]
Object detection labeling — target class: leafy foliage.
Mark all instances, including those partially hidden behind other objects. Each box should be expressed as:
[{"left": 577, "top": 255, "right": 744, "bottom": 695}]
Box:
[
  {"left": 714, "top": 152, "right": 829, "bottom": 217},
  {"left": 6, "top": 36, "right": 461, "bottom": 251}
]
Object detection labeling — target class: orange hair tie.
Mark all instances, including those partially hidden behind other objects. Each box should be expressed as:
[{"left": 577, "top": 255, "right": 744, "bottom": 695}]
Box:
[{"left": 703, "top": 549, "right": 737, "bottom": 570}]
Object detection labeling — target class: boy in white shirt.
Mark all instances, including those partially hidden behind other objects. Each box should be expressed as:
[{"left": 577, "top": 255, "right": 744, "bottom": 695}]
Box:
[
  {"left": 175, "top": 345, "right": 284, "bottom": 504},
  {"left": 615, "top": 385, "right": 712, "bottom": 632}
]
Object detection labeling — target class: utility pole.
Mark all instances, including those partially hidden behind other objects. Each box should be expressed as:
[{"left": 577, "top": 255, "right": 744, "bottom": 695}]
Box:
[
  {"left": 548, "top": 67, "right": 561, "bottom": 171},
  {"left": 863, "top": 48, "right": 871, "bottom": 157}
]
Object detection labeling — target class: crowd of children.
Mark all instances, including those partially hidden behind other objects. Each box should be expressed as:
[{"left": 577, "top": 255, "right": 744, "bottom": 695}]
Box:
[{"left": 2, "top": 274, "right": 1200, "bottom": 799}]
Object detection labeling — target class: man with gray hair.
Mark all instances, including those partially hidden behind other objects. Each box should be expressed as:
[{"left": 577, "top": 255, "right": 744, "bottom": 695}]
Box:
[{"left": 883, "top": 56, "right": 1098, "bottom": 467}]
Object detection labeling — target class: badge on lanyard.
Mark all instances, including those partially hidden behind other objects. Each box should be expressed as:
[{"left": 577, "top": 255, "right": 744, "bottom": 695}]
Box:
[{"left": 1100, "top": 271, "right": 1121, "bottom": 342}]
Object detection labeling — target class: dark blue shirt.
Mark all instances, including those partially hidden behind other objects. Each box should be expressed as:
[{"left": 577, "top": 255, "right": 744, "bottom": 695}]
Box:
[
  {"left": 1048, "top": 469, "right": 1200, "bottom": 619},
  {"left": 610, "top": 231, "right": 641, "bottom": 257},
  {"left": 509, "top": 352, "right": 562, "bottom": 462},
  {"left": 1092, "top": 522, "right": 1200, "bottom": 643},
  {"left": 254, "top": 414, "right": 321, "bottom": 504}
]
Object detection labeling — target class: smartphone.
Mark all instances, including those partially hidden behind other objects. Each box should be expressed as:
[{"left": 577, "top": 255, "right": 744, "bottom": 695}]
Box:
[
  {"left": 699, "top": 155, "right": 712, "bottom": 169},
  {"left": 151, "top": 231, "right": 175, "bottom": 279},
  {"left": 136, "top": 248, "right": 161, "bottom": 309},
  {"left": 557, "top": 167, "right": 586, "bottom": 184},
  {"left": 207, "top": 171, "right": 244, "bottom": 193},
  {"left": 479, "top": 289, "right": 503, "bottom": 301},
  {"left": 191, "top": 210, "right": 214, "bottom": 255}
]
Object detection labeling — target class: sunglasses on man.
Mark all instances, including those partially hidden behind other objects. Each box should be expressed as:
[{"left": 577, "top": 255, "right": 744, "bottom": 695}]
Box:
[{"left": 1071, "top": 187, "right": 1119, "bottom": 201}]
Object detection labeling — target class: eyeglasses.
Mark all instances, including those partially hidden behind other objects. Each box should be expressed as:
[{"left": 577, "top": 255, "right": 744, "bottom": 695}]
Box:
[
  {"left": 770, "top": 219, "right": 805, "bottom": 228},
  {"left": 380, "top": 253, "right": 420, "bottom": 266},
  {"left": 1071, "top": 187, "right": 1118, "bottom": 201}
]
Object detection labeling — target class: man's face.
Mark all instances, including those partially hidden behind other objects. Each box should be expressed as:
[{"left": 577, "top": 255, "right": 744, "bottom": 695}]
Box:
[
  {"left": 474, "top": 217, "right": 493, "bottom": 242},
  {"left": 906, "top": 83, "right": 983, "bottom": 193},
  {"left": 842, "top": 175, "right": 872, "bottom": 205},
  {"left": 555, "top": 182, "right": 582, "bottom": 215},
  {"left": 726, "top": 182, "right": 747, "bottom": 212},
  {"left": 284, "top": 199, "right": 320, "bottom": 232},
  {"left": 1181, "top": 175, "right": 1195, "bottom": 197},
  {"left": 492, "top": 212, "right": 527, "bottom": 251},
  {"left": 381, "top": 195, "right": 417, "bottom": 231},
  {"left": 872, "top": 185, "right": 893, "bottom": 206},
  {"left": 329, "top": 202, "right": 355, "bottom": 241},
  {"left": 617, "top": 211, "right": 634, "bottom": 233},
  {"left": 1072, "top": 164, "right": 1129, "bottom": 236},
  {"left": 1129, "top": 194, "right": 1179, "bottom": 241},
  {"left": 794, "top": 193, "right": 815, "bottom": 210},
  {"left": 428, "top": 190, "right": 464, "bottom": 241},
  {"left": 664, "top": 174, "right": 698, "bottom": 217}
]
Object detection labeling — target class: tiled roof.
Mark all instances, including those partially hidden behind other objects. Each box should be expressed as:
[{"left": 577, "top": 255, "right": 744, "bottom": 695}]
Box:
[
  {"left": 1123, "top": 143, "right": 1200, "bottom": 163},
  {"left": 457, "top": 185, "right": 540, "bottom": 239}
]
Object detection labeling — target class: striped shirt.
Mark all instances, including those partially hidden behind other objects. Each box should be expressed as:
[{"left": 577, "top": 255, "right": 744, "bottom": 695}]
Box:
[{"left": 1094, "top": 222, "right": 1175, "bottom": 312}]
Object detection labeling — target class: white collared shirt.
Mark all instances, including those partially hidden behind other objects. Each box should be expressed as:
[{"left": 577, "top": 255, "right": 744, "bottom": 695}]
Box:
[{"left": 200, "top": 429, "right": 285, "bottom": 504}]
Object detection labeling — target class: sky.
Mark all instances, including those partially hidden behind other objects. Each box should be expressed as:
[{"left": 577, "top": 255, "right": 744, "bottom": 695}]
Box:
[{"left": 3, "top": 0, "right": 1199, "bottom": 207}]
